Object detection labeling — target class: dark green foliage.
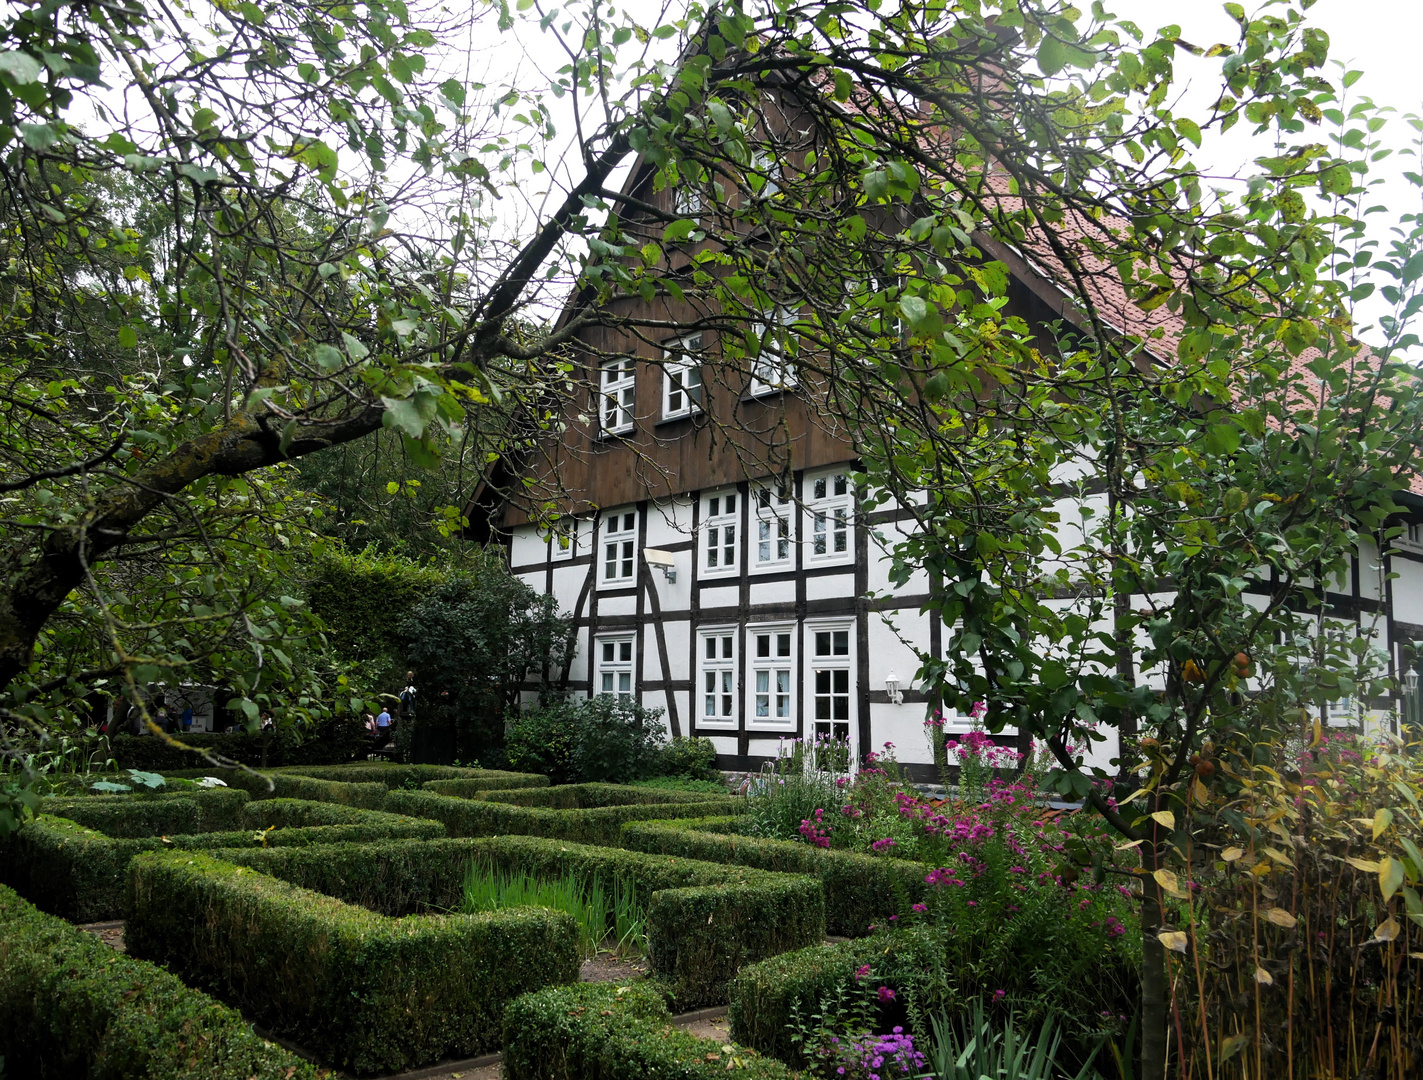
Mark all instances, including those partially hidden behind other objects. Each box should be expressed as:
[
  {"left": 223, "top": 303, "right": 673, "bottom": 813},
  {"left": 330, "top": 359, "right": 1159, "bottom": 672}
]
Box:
[
  {"left": 505, "top": 696, "right": 667, "bottom": 784},
  {"left": 109, "top": 718, "right": 366, "bottom": 771},
  {"left": 384, "top": 788, "right": 742, "bottom": 846},
  {"left": 40, "top": 787, "right": 250, "bottom": 837},
  {"left": 0, "top": 883, "right": 320, "bottom": 1080},
  {"left": 0, "top": 803, "right": 447, "bottom": 921},
  {"left": 283, "top": 762, "right": 544, "bottom": 788},
  {"left": 400, "top": 568, "right": 574, "bottom": 763},
  {"left": 422, "top": 775, "right": 553, "bottom": 797},
  {"left": 633, "top": 775, "right": 728, "bottom": 794},
  {"left": 728, "top": 940, "right": 885, "bottom": 1065},
  {"left": 656, "top": 735, "right": 721, "bottom": 781},
  {"left": 218, "top": 769, "right": 388, "bottom": 808},
  {"left": 474, "top": 782, "right": 737, "bottom": 808},
  {"left": 125, "top": 850, "right": 581, "bottom": 1074},
  {"left": 503, "top": 982, "right": 793, "bottom": 1080},
  {"left": 620, "top": 820, "right": 927, "bottom": 936}
]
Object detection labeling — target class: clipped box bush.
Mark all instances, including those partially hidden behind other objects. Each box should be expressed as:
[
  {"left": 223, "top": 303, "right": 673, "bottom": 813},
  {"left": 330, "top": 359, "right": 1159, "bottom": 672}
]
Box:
[
  {"left": 40, "top": 787, "right": 250, "bottom": 837},
  {"left": 216, "top": 769, "right": 388, "bottom": 808},
  {"left": 468, "top": 782, "right": 735, "bottom": 808},
  {"left": 1, "top": 805, "right": 448, "bottom": 922},
  {"left": 0, "top": 883, "right": 319, "bottom": 1080},
  {"left": 280, "top": 762, "right": 547, "bottom": 788},
  {"left": 384, "top": 788, "right": 743, "bottom": 847},
  {"left": 108, "top": 719, "right": 366, "bottom": 771},
  {"left": 211, "top": 834, "right": 823, "bottom": 1008},
  {"left": 504, "top": 982, "right": 792, "bottom": 1080},
  {"left": 621, "top": 818, "right": 928, "bottom": 937},
  {"left": 125, "top": 850, "right": 581, "bottom": 1074}
]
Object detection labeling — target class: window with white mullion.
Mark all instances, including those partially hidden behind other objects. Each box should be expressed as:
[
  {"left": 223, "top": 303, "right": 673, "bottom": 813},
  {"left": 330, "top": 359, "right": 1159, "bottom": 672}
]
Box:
[
  {"left": 548, "top": 518, "right": 577, "bottom": 562},
  {"left": 748, "top": 625, "right": 795, "bottom": 726},
  {"left": 599, "top": 509, "right": 638, "bottom": 588},
  {"left": 701, "top": 491, "right": 739, "bottom": 576},
  {"left": 753, "top": 483, "right": 792, "bottom": 570},
  {"left": 698, "top": 627, "right": 737, "bottom": 726},
  {"left": 807, "top": 470, "right": 853, "bottom": 565},
  {"left": 809, "top": 624, "right": 853, "bottom": 744},
  {"left": 662, "top": 334, "right": 704, "bottom": 420},
  {"left": 600, "top": 356, "right": 636, "bottom": 435},
  {"left": 595, "top": 635, "right": 635, "bottom": 702},
  {"left": 749, "top": 307, "right": 797, "bottom": 394}
]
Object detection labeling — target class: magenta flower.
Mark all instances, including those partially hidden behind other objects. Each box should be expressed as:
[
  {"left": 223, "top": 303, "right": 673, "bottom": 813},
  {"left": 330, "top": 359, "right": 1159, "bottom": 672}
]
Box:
[
  {"left": 877, "top": 985, "right": 896, "bottom": 1002},
  {"left": 854, "top": 964, "right": 871, "bottom": 981}
]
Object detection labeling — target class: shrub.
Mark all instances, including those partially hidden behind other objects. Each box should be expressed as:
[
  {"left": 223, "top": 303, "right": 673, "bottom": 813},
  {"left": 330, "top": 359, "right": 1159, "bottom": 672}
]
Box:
[
  {"left": 125, "top": 849, "right": 581, "bottom": 1074},
  {"left": 0, "top": 883, "right": 319, "bottom": 1079},
  {"left": 39, "top": 787, "right": 250, "bottom": 836},
  {"left": 383, "top": 788, "right": 742, "bottom": 846},
  {"left": 620, "top": 820, "right": 927, "bottom": 937},
  {"left": 218, "top": 769, "right": 387, "bottom": 808},
  {"left": 503, "top": 982, "right": 793, "bottom": 1080},
  {"left": 506, "top": 696, "right": 666, "bottom": 784},
  {"left": 209, "top": 834, "right": 824, "bottom": 1008},
  {"left": 473, "top": 782, "right": 737, "bottom": 809},
  {"left": 280, "top": 762, "right": 544, "bottom": 787},
  {"left": 634, "top": 775, "right": 728, "bottom": 794},
  {"left": 423, "top": 775, "right": 553, "bottom": 798},
  {"left": 0, "top": 804, "right": 446, "bottom": 921},
  {"left": 656, "top": 735, "right": 721, "bottom": 781},
  {"left": 108, "top": 716, "right": 365, "bottom": 771}
]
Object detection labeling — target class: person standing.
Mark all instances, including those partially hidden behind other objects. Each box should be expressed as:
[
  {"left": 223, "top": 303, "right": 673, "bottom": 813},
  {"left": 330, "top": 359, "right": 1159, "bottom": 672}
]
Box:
[
  {"left": 399, "top": 673, "right": 417, "bottom": 726},
  {"left": 181, "top": 706, "right": 194, "bottom": 733},
  {"left": 375, "top": 705, "right": 392, "bottom": 748}
]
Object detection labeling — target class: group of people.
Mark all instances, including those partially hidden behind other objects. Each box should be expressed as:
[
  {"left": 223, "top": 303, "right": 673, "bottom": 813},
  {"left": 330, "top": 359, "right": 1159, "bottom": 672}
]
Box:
[
  {"left": 101, "top": 700, "right": 199, "bottom": 737},
  {"left": 364, "top": 673, "right": 417, "bottom": 749}
]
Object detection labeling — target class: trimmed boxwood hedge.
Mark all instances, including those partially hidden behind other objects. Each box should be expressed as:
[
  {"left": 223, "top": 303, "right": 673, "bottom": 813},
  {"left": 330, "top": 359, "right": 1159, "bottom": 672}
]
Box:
[
  {"left": 468, "top": 782, "right": 735, "bottom": 808},
  {"left": 109, "top": 722, "right": 365, "bottom": 771},
  {"left": 620, "top": 818, "right": 928, "bottom": 937},
  {"left": 40, "top": 787, "right": 251, "bottom": 837},
  {"left": 125, "top": 849, "right": 581, "bottom": 1074},
  {"left": 282, "top": 762, "right": 548, "bottom": 788},
  {"left": 209, "top": 834, "right": 824, "bottom": 1008},
  {"left": 383, "top": 788, "right": 743, "bottom": 846},
  {"left": 0, "top": 805, "right": 447, "bottom": 921},
  {"left": 216, "top": 768, "right": 388, "bottom": 808},
  {"left": 503, "top": 982, "right": 792, "bottom": 1080},
  {"left": 0, "top": 883, "right": 319, "bottom": 1079}
]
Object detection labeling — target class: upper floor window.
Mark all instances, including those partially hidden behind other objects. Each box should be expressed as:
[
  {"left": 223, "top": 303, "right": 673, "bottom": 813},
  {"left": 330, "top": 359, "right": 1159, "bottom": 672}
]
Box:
[
  {"left": 549, "top": 518, "right": 577, "bottom": 562},
  {"left": 662, "top": 334, "right": 704, "bottom": 420},
  {"left": 807, "top": 470, "right": 852, "bottom": 564},
  {"left": 753, "top": 483, "right": 792, "bottom": 570},
  {"left": 702, "top": 491, "right": 738, "bottom": 576},
  {"left": 749, "top": 149, "right": 781, "bottom": 200},
  {"left": 600, "top": 357, "right": 635, "bottom": 436},
  {"left": 672, "top": 181, "right": 704, "bottom": 218},
  {"left": 600, "top": 509, "right": 638, "bottom": 588},
  {"left": 595, "top": 635, "right": 635, "bottom": 701},
  {"left": 698, "top": 627, "right": 737, "bottom": 727},
  {"left": 749, "top": 308, "right": 797, "bottom": 395},
  {"left": 748, "top": 624, "right": 794, "bottom": 726}
]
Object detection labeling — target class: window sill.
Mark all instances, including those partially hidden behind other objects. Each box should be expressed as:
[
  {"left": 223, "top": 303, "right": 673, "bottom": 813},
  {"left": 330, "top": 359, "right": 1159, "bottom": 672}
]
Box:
[
  {"left": 741, "top": 387, "right": 795, "bottom": 403},
  {"left": 655, "top": 410, "right": 702, "bottom": 428}
]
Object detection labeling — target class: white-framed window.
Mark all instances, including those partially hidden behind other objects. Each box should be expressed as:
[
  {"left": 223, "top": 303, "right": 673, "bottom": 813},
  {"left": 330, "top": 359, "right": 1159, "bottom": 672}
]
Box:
[
  {"left": 595, "top": 635, "right": 635, "bottom": 701},
  {"left": 1324, "top": 696, "right": 1358, "bottom": 728},
  {"left": 698, "top": 626, "right": 737, "bottom": 727},
  {"left": 599, "top": 509, "right": 638, "bottom": 588},
  {"left": 672, "top": 181, "right": 703, "bottom": 218},
  {"left": 1400, "top": 522, "right": 1423, "bottom": 553},
  {"left": 662, "top": 333, "right": 704, "bottom": 420},
  {"left": 548, "top": 520, "right": 578, "bottom": 562},
  {"left": 808, "top": 622, "right": 854, "bottom": 743},
  {"left": 749, "top": 308, "right": 797, "bottom": 394},
  {"left": 749, "top": 149, "right": 781, "bottom": 199},
  {"left": 701, "top": 490, "right": 739, "bottom": 576},
  {"left": 748, "top": 623, "right": 795, "bottom": 726},
  {"left": 600, "top": 356, "right": 636, "bottom": 435},
  {"left": 753, "top": 483, "right": 793, "bottom": 570},
  {"left": 807, "top": 469, "right": 852, "bottom": 564}
]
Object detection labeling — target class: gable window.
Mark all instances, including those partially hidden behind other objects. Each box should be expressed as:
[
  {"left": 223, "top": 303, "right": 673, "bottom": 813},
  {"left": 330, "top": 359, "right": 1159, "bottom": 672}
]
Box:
[
  {"left": 698, "top": 627, "right": 737, "bottom": 727},
  {"left": 549, "top": 518, "right": 577, "bottom": 562},
  {"left": 749, "top": 308, "right": 797, "bottom": 395},
  {"left": 662, "top": 334, "right": 704, "bottom": 420},
  {"left": 809, "top": 623, "right": 853, "bottom": 743},
  {"left": 701, "top": 491, "right": 738, "bottom": 576},
  {"left": 599, "top": 509, "right": 638, "bottom": 588},
  {"left": 595, "top": 635, "right": 635, "bottom": 701},
  {"left": 748, "top": 624, "right": 794, "bottom": 726},
  {"left": 672, "top": 181, "right": 703, "bottom": 218},
  {"left": 807, "top": 470, "right": 852, "bottom": 564},
  {"left": 753, "top": 483, "right": 792, "bottom": 570},
  {"left": 600, "top": 357, "right": 636, "bottom": 435}
]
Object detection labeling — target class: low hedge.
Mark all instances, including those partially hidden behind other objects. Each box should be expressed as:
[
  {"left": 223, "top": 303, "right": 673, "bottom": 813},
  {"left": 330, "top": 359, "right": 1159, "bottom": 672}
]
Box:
[
  {"left": 282, "top": 762, "right": 548, "bottom": 789},
  {"left": 39, "top": 787, "right": 251, "bottom": 837},
  {"left": 110, "top": 720, "right": 365, "bottom": 770},
  {"left": 209, "top": 835, "right": 823, "bottom": 1008},
  {"left": 126, "top": 849, "right": 581, "bottom": 1074},
  {"left": 503, "top": 982, "right": 792, "bottom": 1080},
  {"left": 620, "top": 819, "right": 928, "bottom": 937},
  {"left": 728, "top": 938, "right": 884, "bottom": 1065},
  {"left": 1, "top": 805, "right": 447, "bottom": 922},
  {"left": 468, "top": 782, "right": 737, "bottom": 808},
  {"left": 0, "top": 883, "right": 319, "bottom": 1079},
  {"left": 216, "top": 769, "right": 388, "bottom": 808},
  {"left": 383, "top": 788, "right": 743, "bottom": 847}
]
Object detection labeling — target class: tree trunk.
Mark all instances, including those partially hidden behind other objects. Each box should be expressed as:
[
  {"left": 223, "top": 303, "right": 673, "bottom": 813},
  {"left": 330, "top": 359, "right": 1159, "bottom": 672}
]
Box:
[{"left": 1141, "top": 841, "right": 1170, "bottom": 1079}]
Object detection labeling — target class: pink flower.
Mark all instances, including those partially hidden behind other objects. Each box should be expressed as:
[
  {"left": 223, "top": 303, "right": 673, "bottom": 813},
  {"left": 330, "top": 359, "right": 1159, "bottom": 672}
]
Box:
[
  {"left": 854, "top": 964, "right": 870, "bottom": 981},
  {"left": 992, "top": 989, "right": 1006, "bottom": 1003},
  {"left": 911, "top": 903, "right": 927, "bottom": 913},
  {"left": 877, "top": 986, "right": 896, "bottom": 1002}
]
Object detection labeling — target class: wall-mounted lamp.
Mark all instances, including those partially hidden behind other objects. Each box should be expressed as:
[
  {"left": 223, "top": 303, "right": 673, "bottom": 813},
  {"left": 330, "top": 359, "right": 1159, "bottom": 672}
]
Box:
[
  {"left": 643, "top": 547, "right": 677, "bottom": 584},
  {"left": 1406, "top": 667, "right": 1419, "bottom": 696},
  {"left": 885, "top": 672, "right": 904, "bottom": 706}
]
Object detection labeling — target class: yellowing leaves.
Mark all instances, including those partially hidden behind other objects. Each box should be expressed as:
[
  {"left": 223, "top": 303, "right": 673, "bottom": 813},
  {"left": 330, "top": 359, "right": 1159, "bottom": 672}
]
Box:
[
  {"left": 1261, "top": 908, "right": 1297, "bottom": 929},
  {"left": 1154, "top": 868, "right": 1189, "bottom": 899},
  {"left": 1158, "top": 930, "right": 1189, "bottom": 953},
  {"left": 1380, "top": 858, "right": 1405, "bottom": 903}
]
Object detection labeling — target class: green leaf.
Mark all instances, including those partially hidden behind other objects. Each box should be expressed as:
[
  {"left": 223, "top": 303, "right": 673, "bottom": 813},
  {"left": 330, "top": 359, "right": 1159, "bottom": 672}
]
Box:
[
  {"left": 1381, "top": 857, "right": 1405, "bottom": 902},
  {"left": 1038, "top": 36, "right": 1069, "bottom": 76},
  {"left": 118, "top": 326, "right": 137, "bottom": 349},
  {"left": 341, "top": 332, "right": 370, "bottom": 360},
  {"left": 899, "top": 295, "right": 929, "bottom": 327},
  {"left": 313, "top": 343, "right": 344, "bottom": 369},
  {"left": 1319, "top": 164, "right": 1352, "bottom": 195},
  {"left": 382, "top": 395, "right": 427, "bottom": 437},
  {"left": 0, "top": 51, "right": 43, "bottom": 85}
]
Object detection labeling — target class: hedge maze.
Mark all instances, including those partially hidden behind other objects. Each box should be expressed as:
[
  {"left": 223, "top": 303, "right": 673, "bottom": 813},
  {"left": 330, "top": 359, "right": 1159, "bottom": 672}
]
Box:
[{"left": 0, "top": 760, "right": 918, "bottom": 1077}]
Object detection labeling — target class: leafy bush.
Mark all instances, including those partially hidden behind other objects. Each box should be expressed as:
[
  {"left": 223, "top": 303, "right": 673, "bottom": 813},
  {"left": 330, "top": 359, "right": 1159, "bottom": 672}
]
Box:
[
  {"left": 282, "top": 762, "right": 544, "bottom": 787},
  {"left": 506, "top": 695, "right": 666, "bottom": 784},
  {"left": 125, "top": 849, "right": 581, "bottom": 1074},
  {"left": 383, "top": 788, "right": 740, "bottom": 846},
  {"left": 423, "top": 774, "right": 553, "bottom": 798},
  {"left": 40, "top": 787, "right": 250, "bottom": 836},
  {"left": 0, "top": 883, "right": 319, "bottom": 1079},
  {"left": 108, "top": 716, "right": 366, "bottom": 771},
  {"left": 216, "top": 769, "right": 388, "bottom": 808},
  {"left": 474, "top": 782, "right": 734, "bottom": 808},
  {"left": 503, "top": 982, "right": 793, "bottom": 1080},
  {"left": 656, "top": 735, "right": 721, "bottom": 781}
]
